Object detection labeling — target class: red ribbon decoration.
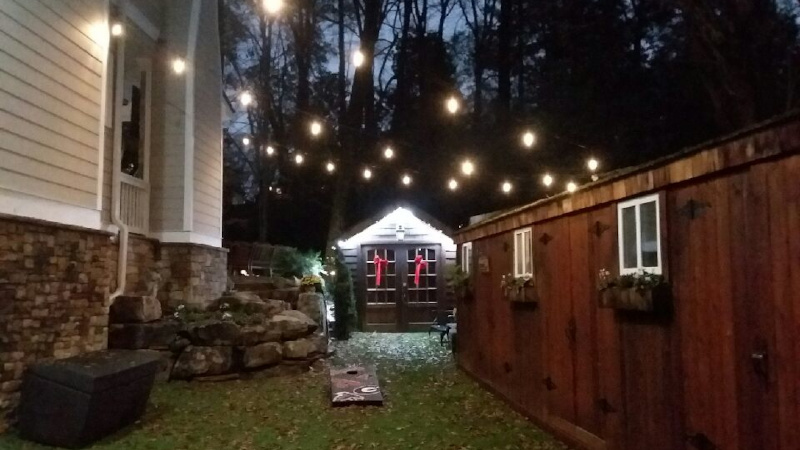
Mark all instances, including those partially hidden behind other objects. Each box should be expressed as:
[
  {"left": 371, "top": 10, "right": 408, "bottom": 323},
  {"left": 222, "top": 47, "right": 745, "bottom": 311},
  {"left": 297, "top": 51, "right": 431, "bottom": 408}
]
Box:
[
  {"left": 373, "top": 256, "right": 388, "bottom": 286},
  {"left": 414, "top": 254, "right": 428, "bottom": 286}
]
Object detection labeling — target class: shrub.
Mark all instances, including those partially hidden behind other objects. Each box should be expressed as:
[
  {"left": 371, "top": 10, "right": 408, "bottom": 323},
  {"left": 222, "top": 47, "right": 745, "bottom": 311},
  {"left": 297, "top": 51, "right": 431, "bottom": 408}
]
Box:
[
  {"left": 272, "top": 246, "right": 322, "bottom": 278},
  {"left": 332, "top": 255, "right": 357, "bottom": 340}
]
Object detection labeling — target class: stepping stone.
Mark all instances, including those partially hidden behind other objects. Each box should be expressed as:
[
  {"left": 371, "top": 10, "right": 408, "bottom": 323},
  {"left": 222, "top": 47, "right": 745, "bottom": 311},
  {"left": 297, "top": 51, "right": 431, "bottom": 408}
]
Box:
[{"left": 330, "top": 365, "right": 383, "bottom": 406}]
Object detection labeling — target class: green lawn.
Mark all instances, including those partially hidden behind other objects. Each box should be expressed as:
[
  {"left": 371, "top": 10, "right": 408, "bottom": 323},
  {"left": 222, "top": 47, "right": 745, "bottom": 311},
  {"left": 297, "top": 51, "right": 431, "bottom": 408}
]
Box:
[{"left": 0, "top": 333, "right": 567, "bottom": 449}]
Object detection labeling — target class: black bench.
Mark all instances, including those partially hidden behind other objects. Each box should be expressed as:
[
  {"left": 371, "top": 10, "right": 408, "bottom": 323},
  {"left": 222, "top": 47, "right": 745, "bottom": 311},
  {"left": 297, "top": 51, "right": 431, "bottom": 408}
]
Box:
[{"left": 18, "top": 350, "right": 161, "bottom": 448}]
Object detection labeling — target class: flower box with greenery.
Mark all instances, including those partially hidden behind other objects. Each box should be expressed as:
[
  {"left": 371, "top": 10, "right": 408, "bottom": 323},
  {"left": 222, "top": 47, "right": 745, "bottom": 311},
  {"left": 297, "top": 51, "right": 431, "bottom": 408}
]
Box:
[
  {"left": 446, "top": 266, "right": 473, "bottom": 302},
  {"left": 501, "top": 274, "right": 537, "bottom": 304},
  {"left": 597, "top": 269, "right": 671, "bottom": 312}
]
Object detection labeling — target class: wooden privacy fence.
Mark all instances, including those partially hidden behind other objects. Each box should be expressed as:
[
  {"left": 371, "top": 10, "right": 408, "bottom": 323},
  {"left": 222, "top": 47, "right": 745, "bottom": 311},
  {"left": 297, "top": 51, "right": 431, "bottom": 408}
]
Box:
[{"left": 454, "top": 113, "right": 800, "bottom": 450}]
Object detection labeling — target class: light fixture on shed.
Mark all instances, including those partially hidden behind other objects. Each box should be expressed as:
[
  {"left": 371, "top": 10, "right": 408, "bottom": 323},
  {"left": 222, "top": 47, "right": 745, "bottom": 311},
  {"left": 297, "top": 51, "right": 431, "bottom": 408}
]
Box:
[{"left": 396, "top": 224, "right": 406, "bottom": 241}]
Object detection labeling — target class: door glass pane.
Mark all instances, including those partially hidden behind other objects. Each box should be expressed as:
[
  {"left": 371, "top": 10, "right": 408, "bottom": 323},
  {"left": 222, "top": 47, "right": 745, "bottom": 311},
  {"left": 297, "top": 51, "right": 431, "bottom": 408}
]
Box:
[
  {"left": 621, "top": 206, "right": 637, "bottom": 269},
  {"left": 640, "top": 201, "right": 659, "bottom": 268}
]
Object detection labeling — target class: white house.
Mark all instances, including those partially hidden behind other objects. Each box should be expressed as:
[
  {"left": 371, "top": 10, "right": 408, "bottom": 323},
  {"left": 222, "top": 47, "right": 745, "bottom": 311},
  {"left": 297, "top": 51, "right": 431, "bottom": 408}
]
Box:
[{"left": 0, "top": 0, "right": 227, "bottom": 429}]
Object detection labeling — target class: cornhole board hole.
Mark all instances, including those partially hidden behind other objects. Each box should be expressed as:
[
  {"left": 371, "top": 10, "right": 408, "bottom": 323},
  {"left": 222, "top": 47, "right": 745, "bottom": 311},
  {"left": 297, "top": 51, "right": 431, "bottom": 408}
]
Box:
[
  {"left": 330, "top": 365, "right": 383, "bottom": 406},
  {"left": 17, "top": 350, "right": 161, "bottom": 448}
]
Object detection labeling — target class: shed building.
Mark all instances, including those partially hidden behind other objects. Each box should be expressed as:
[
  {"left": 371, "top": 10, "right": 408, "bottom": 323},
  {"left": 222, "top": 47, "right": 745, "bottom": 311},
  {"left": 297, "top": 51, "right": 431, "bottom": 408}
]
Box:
[{"left": 337, "top": 206, "right": 457, "bottom": 331}]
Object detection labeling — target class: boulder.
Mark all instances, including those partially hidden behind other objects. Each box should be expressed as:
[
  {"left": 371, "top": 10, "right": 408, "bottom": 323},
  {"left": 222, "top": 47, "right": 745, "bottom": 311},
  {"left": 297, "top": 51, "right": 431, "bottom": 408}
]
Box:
[
  {"left": 110, "top": 295, "right": 162, "bottom": 323},
  {"left": 270, "top": 312, "right": 315, "bottom": 340},
  {"left": 242, "top": 342, "right": 283, "bottom": 368},
  {"left": 242, "top": 299, "right": 288, "bottom": 317},
  {"left": 296, "top": 293, "right": 324, "bottom": 327},
  {"left": 279, "top": 310, "right": 318, "bottom": 333},
  {"left": 171, "top": 346, "right": 233, "bottom": 379},
  {"left": 136, "top": 350, "right": 175, "bottom": 382},
  {"left": 271, "top": 288, "right": 300, "bottom": 306},
  {"left": 186, "top": 321, "right": 241, "bottom": 346},
  {"left": 307, "top": 334, "right": 329, "bottom": 355},
  {"left": 108, "top": 321, "right": 180, "bottom": 350},
  {"left": 207, "top": 291, "right": 262, "bottom": 311},
  {"left": 282, "top": 339, "right": 312, "bottom": 359},
  {"left": 240, "top": 325, "right": 282, "bottom": 345}
]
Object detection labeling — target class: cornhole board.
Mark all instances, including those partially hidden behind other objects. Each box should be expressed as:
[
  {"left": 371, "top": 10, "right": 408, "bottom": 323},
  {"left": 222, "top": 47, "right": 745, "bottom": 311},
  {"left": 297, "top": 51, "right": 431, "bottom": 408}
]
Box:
[{"left": 330, "top": 365, "right": 383, "bottom": 406}]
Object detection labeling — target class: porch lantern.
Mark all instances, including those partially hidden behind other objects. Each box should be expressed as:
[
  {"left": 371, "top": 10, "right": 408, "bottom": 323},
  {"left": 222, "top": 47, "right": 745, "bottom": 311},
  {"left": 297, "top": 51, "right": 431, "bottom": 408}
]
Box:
[{"left": 396, "top": 224, "right": 406, "bottom": 241}]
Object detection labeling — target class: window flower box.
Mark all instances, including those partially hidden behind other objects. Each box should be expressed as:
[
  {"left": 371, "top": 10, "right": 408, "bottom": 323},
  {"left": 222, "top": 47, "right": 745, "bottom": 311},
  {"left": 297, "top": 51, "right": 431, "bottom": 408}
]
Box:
[
  {"left": 502, "top": 274, "right": 537, "bottom": 304},
  {"left": 597, "top": 269, "right": 671, "bottom": 312}
]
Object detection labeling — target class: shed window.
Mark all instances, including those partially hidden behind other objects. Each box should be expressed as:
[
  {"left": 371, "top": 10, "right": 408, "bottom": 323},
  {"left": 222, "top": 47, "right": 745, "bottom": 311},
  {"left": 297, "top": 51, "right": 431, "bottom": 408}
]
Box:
[
  {"left": 513, "top": 228, "right": 533, "bottom": 277},
  {"left": 462, "top": 242, "right": 473, "bottom": 273},
  {"left": 618, "top": 194, "right": 662, "bottom": 274}
]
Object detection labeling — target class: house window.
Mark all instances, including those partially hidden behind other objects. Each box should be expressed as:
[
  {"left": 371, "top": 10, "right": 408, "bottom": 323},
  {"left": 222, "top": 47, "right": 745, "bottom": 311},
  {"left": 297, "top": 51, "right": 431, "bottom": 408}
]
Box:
[
  {"left": 618, "top": 194, "right": 662, "bottom": 274},
  {"left": 513, "top": 228, "right": 532, "bottom": 277},
  {"left": 462, "top": 242, "right": 473, "bottom": 273}
]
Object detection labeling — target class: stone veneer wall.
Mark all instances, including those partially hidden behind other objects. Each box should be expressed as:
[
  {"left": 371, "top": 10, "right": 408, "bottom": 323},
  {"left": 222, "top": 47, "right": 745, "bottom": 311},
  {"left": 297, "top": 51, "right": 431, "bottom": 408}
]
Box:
[
  {"left": 0, "top": 216, "right": 114, "bottom": 430},
  {"left": 0, "top": 218, "right": 228, "bottom": 431},
  {"left": 158, "top": 244, "right": 228, "bottom": 309}
]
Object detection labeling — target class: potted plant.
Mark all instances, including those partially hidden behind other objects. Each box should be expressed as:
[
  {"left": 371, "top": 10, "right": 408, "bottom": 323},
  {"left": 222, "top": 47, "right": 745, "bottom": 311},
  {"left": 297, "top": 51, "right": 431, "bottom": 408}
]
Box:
[
  {"left": 446, "top": 266, "right": 474, "bottom": 302},
  {"left": 597, "top": 269, "right": 671, "bottom": 312},
  {"left": 300, "top": 274, "right": 324, "bottom": 293},
  {"left": 501, "top": 274, "right": 536, "bottom": 303}
]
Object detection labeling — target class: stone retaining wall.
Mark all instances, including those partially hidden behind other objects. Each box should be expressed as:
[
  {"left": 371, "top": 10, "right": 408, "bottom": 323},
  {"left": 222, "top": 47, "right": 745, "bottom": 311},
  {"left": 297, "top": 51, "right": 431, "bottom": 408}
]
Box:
[{"left": 0, "top": 216, "right": 114, "bottom": 430}]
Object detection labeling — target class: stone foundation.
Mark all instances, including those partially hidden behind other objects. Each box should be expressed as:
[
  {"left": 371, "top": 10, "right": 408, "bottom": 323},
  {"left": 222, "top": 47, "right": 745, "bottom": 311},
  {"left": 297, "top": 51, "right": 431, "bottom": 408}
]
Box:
[
  {"left": 0, "top": 217, "right": 228, "bottom": 431},
  {"left": 0, "top": 216, "right": 114, "bottom": 430}
]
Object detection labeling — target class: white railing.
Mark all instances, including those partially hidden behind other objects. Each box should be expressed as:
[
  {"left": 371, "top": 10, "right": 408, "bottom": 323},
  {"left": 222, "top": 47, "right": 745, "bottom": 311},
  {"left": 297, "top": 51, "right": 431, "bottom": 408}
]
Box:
[{"left": 119, "top": 174, "right": 149, "bottom": 234}]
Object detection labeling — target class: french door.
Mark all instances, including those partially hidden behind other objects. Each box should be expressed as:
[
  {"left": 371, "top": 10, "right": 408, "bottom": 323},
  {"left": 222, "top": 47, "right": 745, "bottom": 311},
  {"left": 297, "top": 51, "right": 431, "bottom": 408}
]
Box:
[{"left": 363, "top": 245, "right": 442, "bottom": 331}]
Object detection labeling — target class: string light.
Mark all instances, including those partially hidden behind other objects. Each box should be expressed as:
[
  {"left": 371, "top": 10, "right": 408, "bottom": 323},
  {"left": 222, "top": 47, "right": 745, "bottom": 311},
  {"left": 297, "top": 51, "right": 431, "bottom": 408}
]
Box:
[
  {"left": 363, "top": 168, "right": 372, "bottom": 180},
  {"left": 110, "top": 23, "right": 124, "bottom": 37},
  {"left": 461, "top": 159, "right": 475, "bottom": 176},
  {"left": 266, "top": 146, "right": 275, "bottom": 156},
  {"left": 353, "top": 49, "right": 365, "bottom": 68},
  {"left": 448, "top": 178, "right": 458, "bottom": 191},
  {"left": 326, "top": 162, "right": 335, "bottom": 173},
  {"left": 240, "top": 91, "right": 253, "bottom": 107},
  {"left": 542, "top": 173, "right": 553, "bottom": 187},
  {"left": 446, "top": 96, "right": 459, "bottom": 114},
  {"left": 587, "top": 158, "right": 599, "bottom": 172},
  {"left": 501, "top": 181, "right": 513, "bottom": 194},
  {"left": 522, "top": 131, "right": 536, "bottom": 148},
  {"left": 401, "top": 174, "right": 412, "bottom": 186},
  {"left": 295, "top": 154, "right": 304, "bottom": 165},
  {"left": 383, "top": 147, "right": 394, "bottom": 159},
  {"left": 263, "top": 0, "right": 283, "bottom": 14},
  {"left": 310, "top": 121, "right": 322, "bottom": 136},
  {"left": 566, "top": 181, "right": 577, "bottom": 193},
  {"left": 172, "top": 58, "right": 186, "bottom": 74}
]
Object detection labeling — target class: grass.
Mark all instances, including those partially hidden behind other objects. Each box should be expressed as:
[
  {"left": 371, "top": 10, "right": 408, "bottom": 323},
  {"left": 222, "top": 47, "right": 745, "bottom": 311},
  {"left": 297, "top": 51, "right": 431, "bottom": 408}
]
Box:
[{"left": 0, "top": 333, "right": 568, "bottom": 450}]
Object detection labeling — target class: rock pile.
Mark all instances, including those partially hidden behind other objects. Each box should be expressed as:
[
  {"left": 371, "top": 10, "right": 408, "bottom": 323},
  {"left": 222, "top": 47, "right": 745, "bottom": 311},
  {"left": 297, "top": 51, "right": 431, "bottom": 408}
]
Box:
[{"left": 108, "top": 290, "right": 329, "bottom": 381}]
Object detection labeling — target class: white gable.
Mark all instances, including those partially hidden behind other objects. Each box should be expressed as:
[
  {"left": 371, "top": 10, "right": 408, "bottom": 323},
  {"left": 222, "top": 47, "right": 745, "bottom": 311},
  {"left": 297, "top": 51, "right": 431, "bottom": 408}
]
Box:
[{"left": 337, "top": 207, "right": 455, "bottom": 250}]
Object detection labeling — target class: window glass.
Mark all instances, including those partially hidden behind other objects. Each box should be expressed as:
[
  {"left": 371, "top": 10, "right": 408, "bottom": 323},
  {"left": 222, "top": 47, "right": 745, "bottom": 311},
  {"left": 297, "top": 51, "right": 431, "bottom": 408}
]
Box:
[
  {"left": 513, "top": 228, "right": 532, "bottom": 277},
  {"left": 524, "top": 230, "right": 532, "bottom": 274},
  {"left": 640, "top": 201, "right": 659, "bottom": 267},
  {"left": 621, "top": 206, "right": 637, "bottom": 269}
]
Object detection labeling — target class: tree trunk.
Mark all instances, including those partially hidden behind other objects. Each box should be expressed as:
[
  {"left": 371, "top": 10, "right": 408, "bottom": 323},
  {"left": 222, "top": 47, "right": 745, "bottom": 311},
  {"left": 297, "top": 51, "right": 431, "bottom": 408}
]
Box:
[{"left": 497, "top": 0, "right": 512, "bottom": 112}]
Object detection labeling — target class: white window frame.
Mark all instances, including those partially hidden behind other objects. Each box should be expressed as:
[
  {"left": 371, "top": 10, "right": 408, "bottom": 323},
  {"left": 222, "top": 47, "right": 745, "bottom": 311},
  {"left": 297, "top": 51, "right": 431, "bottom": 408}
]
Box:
[
  {"left": 461, "top": 242, "right": 473, "bottom": 273},
  {"left": 617, "top": 194, "right": 662, "bottom": 275},
  {"left": 513, "top": 227, "right": 533, "bottom": 278}
]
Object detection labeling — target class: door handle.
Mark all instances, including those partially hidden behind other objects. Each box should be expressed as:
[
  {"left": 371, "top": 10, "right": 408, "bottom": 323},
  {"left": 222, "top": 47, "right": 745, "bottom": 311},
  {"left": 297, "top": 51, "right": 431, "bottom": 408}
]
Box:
[{"left": 751, "top": 350, "right": 768, "bottom": 378}]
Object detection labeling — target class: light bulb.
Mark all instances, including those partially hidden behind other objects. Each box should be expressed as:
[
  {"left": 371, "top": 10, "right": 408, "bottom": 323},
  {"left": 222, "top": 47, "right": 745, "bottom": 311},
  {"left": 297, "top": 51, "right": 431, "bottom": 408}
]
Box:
[
  {"left": 501, "top": 181, "right": 512, "bottom": 193},
  {"left": 567, "top": 181, "right": 577, "bottom": 193},
  {"left": 263, "top": 0, "right": 283, "bottom": 14},
  {"left": 326, "top": 162, "right": 335, "bottom": 173},
  {"left": 172, "top": 58, "right": 186, "bottom": 74},
  {"left": 242, "top": 137, "right": 250, "bottom": 146},
  {"left": 310, "top": 121, "right": 322, "bottom": 136},
  {"left": 295, "top": 154, "right": 304, "bottom": 165},
  {"left": 448, "top": 178, "right": 458, "bottom": 191},
  {"left": 446, "top": 96, "right": 459, "bottom": 114},
  {"left": 542, "top": 173, "right": 553, "bottom": 187},
  {"left": 522, "top": 131, "right": 536, "bottom": 148},
  {"left": 383, "top": 147, "right": 394, "bottom": 159},
  {"left": 461, "top": 160, "right": 475, "bottom": 176},
  {"left": 363, "top": 168, "right": 372, "bottom": 180},
  {"left": 587, "top": 158, "right": 599, "bottom": 172},
  {"left": 240, "top": 91, "right": 253, "bottom": 106},
  {"left": 266, "top": 146, "right": 275, "bottom": 156},
  {"left": 110, "top": 23, "right": 123, "bottom": 37},
  {"left": 402, "top": 174, "right": 411, "bottom": 186}
]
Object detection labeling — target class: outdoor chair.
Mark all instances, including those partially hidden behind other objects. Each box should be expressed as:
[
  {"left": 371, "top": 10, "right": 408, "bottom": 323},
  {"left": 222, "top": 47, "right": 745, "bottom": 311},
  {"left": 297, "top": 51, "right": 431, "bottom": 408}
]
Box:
[
  {"left": 249, "top": 244, "right": 275, "bottom": 276},
  {"left": 428, "top": 310, "right": 455, "bottom": 346}
]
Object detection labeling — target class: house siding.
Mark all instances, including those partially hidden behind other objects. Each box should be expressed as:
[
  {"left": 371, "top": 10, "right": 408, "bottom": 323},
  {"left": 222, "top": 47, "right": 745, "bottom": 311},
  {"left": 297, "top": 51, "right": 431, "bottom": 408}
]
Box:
[
  {"left": 192, "top": 0, "right": 223, "bottom": 242},
  {"left": 0, "top": 0, "right": 105, "bottom": 214}
]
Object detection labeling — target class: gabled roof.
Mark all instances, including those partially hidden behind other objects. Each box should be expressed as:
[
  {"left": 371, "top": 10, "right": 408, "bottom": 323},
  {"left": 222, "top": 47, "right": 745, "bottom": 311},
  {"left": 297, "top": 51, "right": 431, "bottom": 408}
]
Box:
[{"left": 336, "top": 204, "right": 454, "bottom": 249}]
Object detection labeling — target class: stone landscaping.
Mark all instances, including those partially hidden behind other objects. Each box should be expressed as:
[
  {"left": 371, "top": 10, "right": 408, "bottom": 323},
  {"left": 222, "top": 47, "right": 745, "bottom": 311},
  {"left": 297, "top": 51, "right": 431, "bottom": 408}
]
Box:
[{"left": 107, "top": 278, "right": 329, "bottom": 382}]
